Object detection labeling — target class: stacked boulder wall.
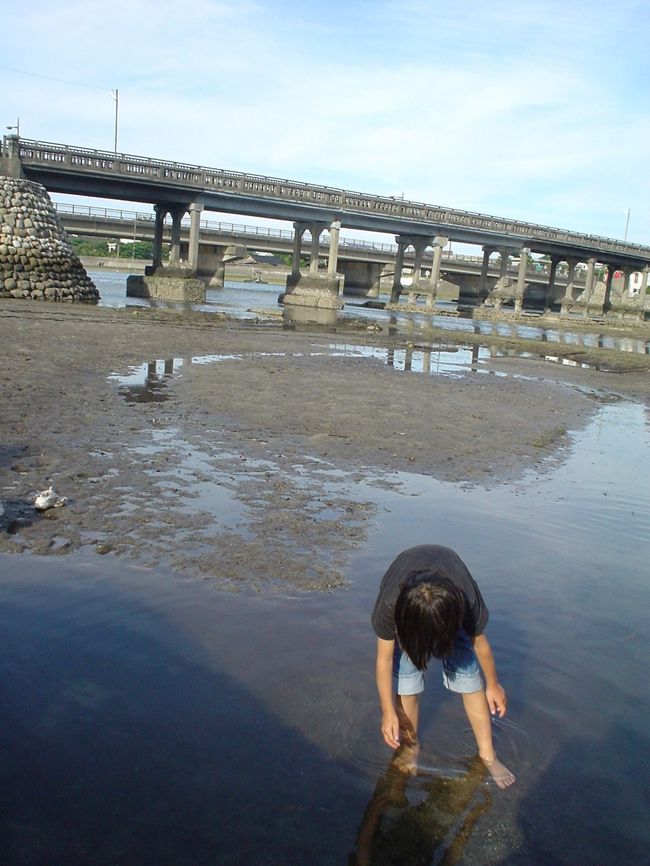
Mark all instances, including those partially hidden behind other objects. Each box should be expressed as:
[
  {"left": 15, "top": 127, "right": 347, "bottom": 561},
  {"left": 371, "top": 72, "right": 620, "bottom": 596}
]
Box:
[{"left": 0, "top": 176, "right": 99, "bottom": 302}]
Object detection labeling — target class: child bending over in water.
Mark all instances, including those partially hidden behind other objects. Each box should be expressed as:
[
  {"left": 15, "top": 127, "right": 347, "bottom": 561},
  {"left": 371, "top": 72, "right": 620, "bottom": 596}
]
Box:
[{"left": 371, "top": 544, "right": 516, "bottom": 788}]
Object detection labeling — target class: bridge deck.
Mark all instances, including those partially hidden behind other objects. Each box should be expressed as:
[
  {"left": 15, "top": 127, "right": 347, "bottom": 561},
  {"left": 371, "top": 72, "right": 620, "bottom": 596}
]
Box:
[{"left": 4, "top": 136, "right": 650, "bottom": 267}]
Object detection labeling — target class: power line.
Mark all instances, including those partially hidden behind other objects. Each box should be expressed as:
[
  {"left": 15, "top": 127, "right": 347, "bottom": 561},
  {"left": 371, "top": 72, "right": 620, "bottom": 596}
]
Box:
[{"left": 0, "top": 63, "right": 111, "bottom": 91}]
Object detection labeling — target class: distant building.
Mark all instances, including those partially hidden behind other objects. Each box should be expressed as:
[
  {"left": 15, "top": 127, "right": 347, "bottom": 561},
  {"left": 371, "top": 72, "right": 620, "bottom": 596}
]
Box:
[{"left": 629, "top": 271, "right": 649, "bottom": 296}]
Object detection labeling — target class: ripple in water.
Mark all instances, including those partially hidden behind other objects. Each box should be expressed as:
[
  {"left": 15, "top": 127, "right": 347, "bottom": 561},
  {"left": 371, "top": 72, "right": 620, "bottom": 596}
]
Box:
[{"left": 339, "top": 704, "right": 535, "bottom": 784}]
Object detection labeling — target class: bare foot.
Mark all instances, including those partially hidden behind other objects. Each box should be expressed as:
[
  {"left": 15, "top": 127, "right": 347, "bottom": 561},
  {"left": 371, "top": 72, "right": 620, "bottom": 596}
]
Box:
[{"left": 481, "top": 755, "right": 516, "bottom": 788}]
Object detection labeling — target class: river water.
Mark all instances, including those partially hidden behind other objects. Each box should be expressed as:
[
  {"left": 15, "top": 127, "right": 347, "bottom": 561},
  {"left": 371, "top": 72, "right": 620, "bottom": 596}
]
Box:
[{"left": 1, "top": 271, "right": 649, "bottom": 865}]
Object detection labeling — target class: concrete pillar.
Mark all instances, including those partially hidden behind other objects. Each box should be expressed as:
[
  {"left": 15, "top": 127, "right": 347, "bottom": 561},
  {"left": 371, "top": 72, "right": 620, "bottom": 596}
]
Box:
[
  {"left": 582, "top": 257, "right": 597, "bottom": 315},
  {"left": 407, "top": 238, "right": 428, "bottom": 302},
  {"left": 169, "top": 206, "right": 185, "bottom": 265},
  {"left": 636, "top": 266, "right": 649, "bottom": 309},
  {"left": 390, "top": 237, "right": 409, "bottom": 304},
  {"left": 621, "top": 267, "right": 633, "bottom": 302},
  {"left": 478, "top": 246, "right": 494, "bottom": 303},
  {"left": 152, "top": 204, "right": 167, "bottom": 269},
  {"left": 327, "top": 219, "right": 341, "bottom": 280},
  {"left": 426, "top": 235, "right": 449, "bottom": 309},
  {"left": 543, "top": 256, "right": 560, "bottom": 313},
  {"left": 514, "top": 247, "right": 529, "bottom": 314},
  {"left": 603, "top": 265, "right": 616, "bottom": 313},
  {"left": 491, "top": 248, "right": 510, "bottom": 309},
  {"left": 308, "top": 222, "right": 327, "bottom": 275},
  {"left": 560, "top": 257, "right": 580, "bottom": 316},
  {"left": 188, "top": 202, "right": 204, "bottom": 271},
  {"left": 291, "top": 221, "right": 308, "bottom": 277}
]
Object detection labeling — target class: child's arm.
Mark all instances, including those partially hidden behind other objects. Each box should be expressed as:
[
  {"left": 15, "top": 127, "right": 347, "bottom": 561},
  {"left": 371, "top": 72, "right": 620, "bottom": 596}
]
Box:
[
  {"left": 472, "top": 633, "right": 508, "bottom": 717},
  {"left": 376, "top": 638, "right": 400, "bottom": 748}
]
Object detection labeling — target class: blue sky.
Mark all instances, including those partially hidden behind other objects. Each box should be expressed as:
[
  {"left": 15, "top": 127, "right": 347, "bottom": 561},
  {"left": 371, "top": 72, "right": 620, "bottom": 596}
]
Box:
[{"left": 2, "top": 0, "right": 649, "bottom": 246}]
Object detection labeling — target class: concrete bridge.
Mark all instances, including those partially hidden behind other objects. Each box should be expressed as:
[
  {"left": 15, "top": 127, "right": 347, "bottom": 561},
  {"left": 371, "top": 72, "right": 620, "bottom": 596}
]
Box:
[{"left": 3, "top": 135, "right": 649, "bottom": 318}]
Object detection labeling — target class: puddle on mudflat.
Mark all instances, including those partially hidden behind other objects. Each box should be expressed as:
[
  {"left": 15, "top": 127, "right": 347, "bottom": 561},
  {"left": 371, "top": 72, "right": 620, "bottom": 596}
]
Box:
[
  {"left": 108, "top": 358, "right": 184, "bottom": 402},
  {"left": 329, "top": 342, "right": 490, "bottom": 377},
  {"left": 108, "top": 345, "right": 496, "bottom": 396},
  {"left": 108, "top": 339, "right": 620, "bottom": 399}
]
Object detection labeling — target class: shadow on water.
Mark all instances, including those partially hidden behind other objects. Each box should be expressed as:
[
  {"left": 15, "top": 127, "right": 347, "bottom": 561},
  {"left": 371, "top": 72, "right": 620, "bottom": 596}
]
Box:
[
  {"left": 0, "top": 560, "right": 364, "bottom": 866},
  {"left": 494, "top": 722, "right": 650, "bottom": 866}
]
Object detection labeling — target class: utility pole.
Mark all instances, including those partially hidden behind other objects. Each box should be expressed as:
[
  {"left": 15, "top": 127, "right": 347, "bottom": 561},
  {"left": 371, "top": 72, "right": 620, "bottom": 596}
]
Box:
[
  {"left": 624, "top": 208, "right": 630, "bottom": 242},
  {"left": 111, "top": 90, "right": 119, "bottom": 154}
]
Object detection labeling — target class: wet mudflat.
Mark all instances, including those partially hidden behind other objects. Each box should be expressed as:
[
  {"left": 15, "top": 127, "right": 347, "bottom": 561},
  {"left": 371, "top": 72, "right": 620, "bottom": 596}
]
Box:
[{"left": 1, "top": 294, "right": 650, "bottom": 864}]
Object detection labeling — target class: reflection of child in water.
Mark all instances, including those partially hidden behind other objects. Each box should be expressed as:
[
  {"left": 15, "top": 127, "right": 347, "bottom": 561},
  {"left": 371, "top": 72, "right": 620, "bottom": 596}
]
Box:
[
  {"left": 371, "top": 545, "right": 516, "bottom": 788},
  {"left": 350, "top": 755, "right": 492, "bottom": 866}
]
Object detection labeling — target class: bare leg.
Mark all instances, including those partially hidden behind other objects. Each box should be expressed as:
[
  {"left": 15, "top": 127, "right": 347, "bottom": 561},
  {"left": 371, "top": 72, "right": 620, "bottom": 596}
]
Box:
[
  {"left": 393, "top": 694, "right": 420, "bottom": 774},
  {"left": 462, "top": 690, "right": 515, "bottom": 788}
]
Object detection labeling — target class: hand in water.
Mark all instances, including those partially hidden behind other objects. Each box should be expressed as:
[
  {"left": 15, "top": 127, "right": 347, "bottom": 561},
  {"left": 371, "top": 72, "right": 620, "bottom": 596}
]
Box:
[
  {"left": 381, "top": 710, "right": 401, "bottom": 749},
  {"left": 485, "top": 683, "right": 508, "bottom": 718}
]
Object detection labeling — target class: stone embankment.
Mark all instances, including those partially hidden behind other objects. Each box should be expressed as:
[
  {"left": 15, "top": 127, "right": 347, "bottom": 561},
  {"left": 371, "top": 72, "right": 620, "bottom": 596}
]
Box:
[{"left": 0, "top": 176, "right": 98, "bottom": 302}]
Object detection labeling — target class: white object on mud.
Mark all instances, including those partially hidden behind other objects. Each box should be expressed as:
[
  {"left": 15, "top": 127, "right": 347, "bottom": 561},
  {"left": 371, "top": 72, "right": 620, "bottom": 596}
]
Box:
[{"left": 34, "top": 486, "right": 68, "bottom": 511}]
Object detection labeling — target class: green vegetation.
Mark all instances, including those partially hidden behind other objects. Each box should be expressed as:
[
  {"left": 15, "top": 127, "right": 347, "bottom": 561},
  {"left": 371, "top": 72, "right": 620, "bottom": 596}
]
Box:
[
  {"left": 276, "top": 252, "right": 308, "bottom": 268},
  {"left": 69, "top": 236, "right": 154, "bottom": 260}
]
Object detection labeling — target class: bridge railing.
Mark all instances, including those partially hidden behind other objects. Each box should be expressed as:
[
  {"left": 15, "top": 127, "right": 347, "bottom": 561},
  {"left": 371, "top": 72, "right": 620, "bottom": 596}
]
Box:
[
  {"left": 54, "top": 202, "right": 396, "bottom": 252},
  {"left": 54, "top": 202, "right": 591, "bottom": 278}
]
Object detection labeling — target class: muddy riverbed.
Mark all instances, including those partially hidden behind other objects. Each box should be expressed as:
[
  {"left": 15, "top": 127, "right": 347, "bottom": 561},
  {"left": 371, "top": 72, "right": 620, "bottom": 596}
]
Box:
[{"left": 2, "top": 299, "right": 648, "bottom": 590}]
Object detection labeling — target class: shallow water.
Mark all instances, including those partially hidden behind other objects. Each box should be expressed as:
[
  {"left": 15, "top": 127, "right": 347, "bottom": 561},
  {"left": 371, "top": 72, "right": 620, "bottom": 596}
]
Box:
[{"left": 2, "top": 373, "right": 649, "bottom": 864}]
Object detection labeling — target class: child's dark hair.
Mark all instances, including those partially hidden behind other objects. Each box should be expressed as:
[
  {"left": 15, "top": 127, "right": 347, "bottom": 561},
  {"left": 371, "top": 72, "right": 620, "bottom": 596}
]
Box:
[{"left": 394, "top": 569, "right": 466, "bottom": 670}]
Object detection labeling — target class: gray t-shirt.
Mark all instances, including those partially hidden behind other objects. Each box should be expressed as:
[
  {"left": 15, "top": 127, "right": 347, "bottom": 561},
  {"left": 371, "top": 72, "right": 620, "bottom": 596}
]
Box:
[{"left": 371, "top": 545, "right": 489, "bottom": 640}]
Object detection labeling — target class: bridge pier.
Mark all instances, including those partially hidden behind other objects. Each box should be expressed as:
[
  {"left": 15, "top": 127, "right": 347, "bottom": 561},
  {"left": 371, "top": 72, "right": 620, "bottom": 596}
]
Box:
[
  {"left": 514, "top": 248, "right": 530, "bottom": 314},
  {"left": 406, "top": 238, "right": 428, "bottom": 303},
  {"left": 188, "top": 202, "right": 203, "bottom": 271},
  {"left": 279, "top": 219, "right": 343, "bottom": 311},
  {"left": 559, "top": 257, "right": 580, "bottom": 315},
  {"left": 389, "top": 237, "right": 409, "bottom": 304},
  {"left": 575, "top": 257, "right": 598, "bottom": 316},
  {"left": 127, "top": 199, "right": 208, "bottom": 301},
  {"left": 423, "top": 236, "right": 448, "bottom": 309},
  {"left": 477, "top": 246, "right": 495, "bottom": 304},
  {"left": 542, "top": 256, "right": 560, "bottom": 313},
  {"left": 152, "top": 203, "right": 166, "bottom": 268},
  {"left": 602, "top": 265, "right": 616, "bottom": 314},
  {"left": 599, "top": 264, "right": 648, "bottom": 321},
  {"left": 486, "top": 248, "right": 512, "bottom": 309},
  {"left": 635, "top": 267, "right": 649, "bottom": 320}
]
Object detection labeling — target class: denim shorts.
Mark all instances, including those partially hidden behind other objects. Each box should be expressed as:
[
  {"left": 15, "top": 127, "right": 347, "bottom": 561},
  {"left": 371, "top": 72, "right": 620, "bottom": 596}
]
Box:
[{"left": 393, "top": 629, "right": 483, "bottom": 695}]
